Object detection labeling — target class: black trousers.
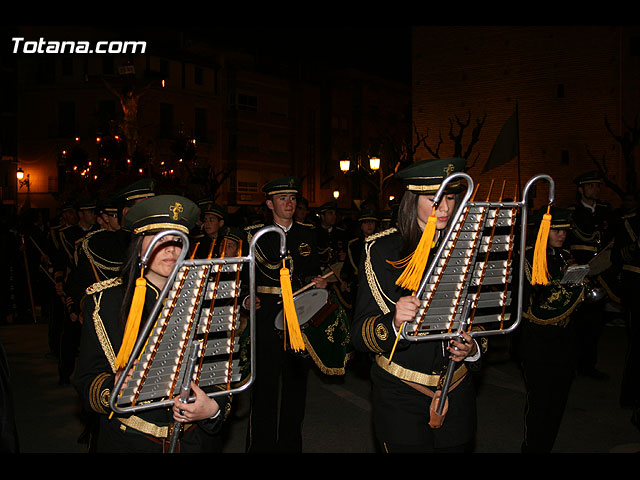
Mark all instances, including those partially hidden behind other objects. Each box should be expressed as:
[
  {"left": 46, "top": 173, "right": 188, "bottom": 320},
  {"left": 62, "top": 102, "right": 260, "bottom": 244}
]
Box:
[
  {"left": 521, "top": 360, "right": 574, "bottom": 453},
  {"left": 246, "top": 298, "right": 310, "bottom": 453},
  {"left": 573, "top": 299, "right": 607, "bottom": 374},
  {"left": 620, "top": 300, "right": 640, "bottom": 407}
]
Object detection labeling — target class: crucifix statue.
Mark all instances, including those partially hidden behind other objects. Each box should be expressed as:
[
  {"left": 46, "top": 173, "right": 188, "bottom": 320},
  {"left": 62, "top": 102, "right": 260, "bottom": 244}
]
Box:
[{"left": 103, "top": 78, "right": 153, "bottom": 157}]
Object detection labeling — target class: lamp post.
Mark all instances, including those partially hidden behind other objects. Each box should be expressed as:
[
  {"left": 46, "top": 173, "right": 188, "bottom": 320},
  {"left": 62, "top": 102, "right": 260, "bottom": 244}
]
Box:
[
  {"left": 339, "top": 153, "right": 385, "bottom": 207},
  {"left": 17, "top": 168, "right": 30, "bottom": 193}
]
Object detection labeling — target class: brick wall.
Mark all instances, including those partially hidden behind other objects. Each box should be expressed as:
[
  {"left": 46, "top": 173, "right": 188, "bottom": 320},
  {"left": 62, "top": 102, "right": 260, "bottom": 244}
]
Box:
[{"left": 412, "top": 26, "right": 629, "bottom": 211}]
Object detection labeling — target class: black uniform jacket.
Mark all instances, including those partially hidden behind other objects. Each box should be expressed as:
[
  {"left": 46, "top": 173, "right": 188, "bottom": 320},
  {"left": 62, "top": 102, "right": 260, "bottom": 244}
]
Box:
[
  {"left": 567, "top": 200, "right": 619, "bottom": 301},
  {"left": 74, "top": 277, "right": 230, "bottom": 452},
  {"left": 516, "top": 246, "right": 585, "bottom": 366},
  {"left": 67, "top": 228, "right": 130, "bottom": 316},
  {"left": 246, "top": 221, "right": 321, "bottom": 295},
  {"left": 351, "top": 228, "right": 478, "bottom": 447}
]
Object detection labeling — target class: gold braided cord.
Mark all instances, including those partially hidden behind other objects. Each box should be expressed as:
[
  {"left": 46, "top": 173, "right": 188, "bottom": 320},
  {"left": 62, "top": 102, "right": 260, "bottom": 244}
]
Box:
[
  {"left": 92, "top": 292, "right": 117, "bottom": 373},
  {"left": 86, "top": 276, "right": 122, "bottom": 296},
  {"left": 364, "top": 241, "right": 392, "bottom": 315}
]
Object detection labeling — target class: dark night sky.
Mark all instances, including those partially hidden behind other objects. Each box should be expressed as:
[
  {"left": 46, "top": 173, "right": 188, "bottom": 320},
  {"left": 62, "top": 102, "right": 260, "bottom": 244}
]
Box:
[{"left": 191, "top": 26, "right": 412, "bottom": 85}]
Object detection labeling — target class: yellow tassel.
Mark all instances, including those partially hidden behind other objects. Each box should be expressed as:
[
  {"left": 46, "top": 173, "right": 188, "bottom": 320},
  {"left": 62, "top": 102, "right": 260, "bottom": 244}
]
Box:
[
  {"left": 531, "top": 205, "right": 552, "bottom": 286},
  {"left": 115, "top": 267, "right": 147, "bottom": 370},
  {"left": 395, "top": 207, "right": 438, "bottom": 292},
  {"left": 280, "top": 259, "right": 305, "bottom": 352}
]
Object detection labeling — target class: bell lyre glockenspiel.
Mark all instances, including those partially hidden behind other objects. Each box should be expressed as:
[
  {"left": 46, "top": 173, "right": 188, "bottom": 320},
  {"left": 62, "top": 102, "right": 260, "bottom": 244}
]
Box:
[
  {"left": 109, "top": 225, "right": 286, "bottom": 420},
  {"left": 398, "top": 172, "right": 555, "bottom": 424},
  {"left": 399, "top": 172, "right": 555, "bottom": 343}
]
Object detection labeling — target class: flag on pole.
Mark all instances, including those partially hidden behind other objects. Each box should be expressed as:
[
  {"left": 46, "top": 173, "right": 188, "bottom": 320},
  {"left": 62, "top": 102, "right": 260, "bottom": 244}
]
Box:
[{"left": 482, "top": 108, "right": 519, "bottom": 173}]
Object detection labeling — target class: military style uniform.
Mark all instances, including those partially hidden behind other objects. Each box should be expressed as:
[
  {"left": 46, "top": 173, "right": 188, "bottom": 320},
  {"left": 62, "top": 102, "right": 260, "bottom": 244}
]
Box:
[
  {"left": 55, "top": 202, "right": 100, "bottom": 384},
  {"left": 45, "top": 212, "right": 73, "bottom": 359},
  {"left": 67, "top": 228, "right": 131, "bottom": 316},
  {"left": 65, "top": 180, "right": 156, "bottom": 363},
  {"left": 75, "top": 278, "right": 230, "bottom": 452},
  {"left": 515, "top": 207, "right": 585, "bottom": 453},
  {"left": 244, "top": 177, "right": 324, "bottom": 453},
  {"left": 351, "top": 158, "right": 481, "bottom": 453},
  {"left": 191, "top": 202, "right": 226, "bottom": 259},
  {"left": 340, "top": 209, "right": 379, "bottom": 316},
  {"left": 315, "top": 201, "right": 347, "bottom": 268},
  {"left": 566, "top": 171, "right": 616, "bottom": 378},
  {"left": 612, "top": 204, "right": 640, "bottom": 410},
  {"left": 74, "top": 194, "right": 231, "bottom": 453}
]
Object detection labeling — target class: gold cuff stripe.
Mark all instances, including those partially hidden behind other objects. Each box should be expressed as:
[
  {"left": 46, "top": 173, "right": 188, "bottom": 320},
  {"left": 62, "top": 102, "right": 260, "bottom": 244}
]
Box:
[
  {"left": 361, "top": 315, "right": 385, "bottom": 353},
  {"left": 89, "top": 372, "right": 112, "bottom": 414}
]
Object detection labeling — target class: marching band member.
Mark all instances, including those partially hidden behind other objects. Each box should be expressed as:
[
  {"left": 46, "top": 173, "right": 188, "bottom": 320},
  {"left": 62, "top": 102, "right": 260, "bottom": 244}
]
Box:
[
  {"left": 351, "top": 158, "right": 482, "bottom": 453},
  {"left": 74, "top": 195, "right": 231, "bottom": 453},
  {"left": 515, "top": 207, "right": 586, "bottom": 453},
  {"left": 244, "top": 177, "right": 327, "bottom": 453}
]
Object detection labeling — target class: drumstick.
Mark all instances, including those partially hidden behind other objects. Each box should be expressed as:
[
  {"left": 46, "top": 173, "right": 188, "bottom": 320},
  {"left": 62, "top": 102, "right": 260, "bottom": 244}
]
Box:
[
  {"left": 327, "top": 263, "right": 348, "bottom": 291},
  {"left": 277, "top": 271, "right": 335, "bottom": 304}
]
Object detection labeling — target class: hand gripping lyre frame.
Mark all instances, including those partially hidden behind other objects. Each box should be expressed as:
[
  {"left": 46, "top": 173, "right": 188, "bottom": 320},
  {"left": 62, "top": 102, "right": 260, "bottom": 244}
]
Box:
[
  {"left": 109, "top": 225, "right": 288, "bottom": 416},
  {"left": 399, "top": 172, "right": 555, "bottom": 343}
]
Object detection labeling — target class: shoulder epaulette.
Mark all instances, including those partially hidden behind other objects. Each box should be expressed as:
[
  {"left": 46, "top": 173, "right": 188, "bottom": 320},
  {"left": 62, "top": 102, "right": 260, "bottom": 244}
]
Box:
[
  {"left": 244, "top": 223, "right": 265, "bottom": 244},
  {"left": 85, "top": 276, "right": 122, "bottom": 295},
  {"left": 365, "top": 227, "right": 397, "bottom": 243},
  {"left": 295, "top": 221, "right": 315, "bottom": 229}
]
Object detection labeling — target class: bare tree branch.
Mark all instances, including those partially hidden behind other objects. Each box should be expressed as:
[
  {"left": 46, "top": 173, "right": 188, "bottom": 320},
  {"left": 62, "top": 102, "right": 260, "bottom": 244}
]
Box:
[
  {"left": 602, "top": 114, "right": 639, "bottom": 195},
  {"left": 585, "top": 146, "right": 625, "bottom": 198},
  {"left": 463, "top": 113, "right": 487, "bottom": 160}
]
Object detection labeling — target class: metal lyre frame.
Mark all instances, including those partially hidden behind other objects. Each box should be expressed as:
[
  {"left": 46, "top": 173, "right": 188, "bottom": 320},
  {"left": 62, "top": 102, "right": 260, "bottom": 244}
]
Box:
[
  {"left": 109, "top": 225, "right": 287, "bottom": 418},
  {"left": 399, "top": 172, "right": 555, "bottom": 344}
]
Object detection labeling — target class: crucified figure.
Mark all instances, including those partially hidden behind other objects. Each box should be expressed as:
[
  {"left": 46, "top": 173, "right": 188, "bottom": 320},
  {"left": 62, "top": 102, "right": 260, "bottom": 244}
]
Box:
[{"left": 103, "top": 78, "right": 153, "bottom": 157}]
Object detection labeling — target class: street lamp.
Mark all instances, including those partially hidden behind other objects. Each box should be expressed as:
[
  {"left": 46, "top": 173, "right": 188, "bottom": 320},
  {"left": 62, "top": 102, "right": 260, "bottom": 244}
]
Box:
[
  {"left": 17, "top": 168, "right": 30, "bottom": 192},
  {"left": 339, "top": 154, "right": 380, "bottom": 175},
  {"left": 339, "top": 153, "right": 386, "bottom": 207}
]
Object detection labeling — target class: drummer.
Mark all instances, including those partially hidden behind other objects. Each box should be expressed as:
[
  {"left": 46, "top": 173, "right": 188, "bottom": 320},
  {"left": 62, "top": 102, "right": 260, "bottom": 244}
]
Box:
[
  {"left": 351, "top": 158, "right": 482, "bottom": 453},
  {"left": 243, "top": 176, "right": 327, "bottom": 453}
]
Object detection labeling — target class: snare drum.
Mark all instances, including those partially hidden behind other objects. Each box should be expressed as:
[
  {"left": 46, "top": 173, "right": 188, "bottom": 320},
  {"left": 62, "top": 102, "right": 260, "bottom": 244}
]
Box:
[
  {"left": 273, "top": 288, "right": 329, "bottom": 330},
  {"left": 274, "top": 288, "right": 353, "bottom": 375}
]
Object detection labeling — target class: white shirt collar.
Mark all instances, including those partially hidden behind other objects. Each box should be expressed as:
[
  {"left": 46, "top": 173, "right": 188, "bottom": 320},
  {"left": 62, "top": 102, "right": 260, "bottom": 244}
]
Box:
[
  {"left": 581, "top": 199, "right": 596, "bottom": 213},
  {"left": 274, "top": 220, "right": 292, "bottom": 232}
]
